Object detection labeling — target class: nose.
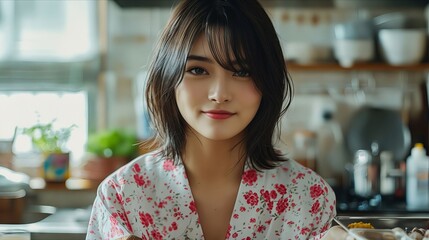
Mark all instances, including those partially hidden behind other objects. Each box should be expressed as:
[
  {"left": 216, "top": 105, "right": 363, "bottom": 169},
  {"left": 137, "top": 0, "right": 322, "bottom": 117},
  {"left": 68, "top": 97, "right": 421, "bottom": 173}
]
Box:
[{"left": 208, "top": 75, "right": 231, "bottom": 103}]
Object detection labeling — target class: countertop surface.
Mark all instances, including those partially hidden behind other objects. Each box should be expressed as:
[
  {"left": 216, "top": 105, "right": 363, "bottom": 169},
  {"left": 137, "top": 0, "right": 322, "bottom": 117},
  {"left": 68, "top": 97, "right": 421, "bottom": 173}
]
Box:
[{"left": 0, "top": 207, "right": 90, "bottom": 234}]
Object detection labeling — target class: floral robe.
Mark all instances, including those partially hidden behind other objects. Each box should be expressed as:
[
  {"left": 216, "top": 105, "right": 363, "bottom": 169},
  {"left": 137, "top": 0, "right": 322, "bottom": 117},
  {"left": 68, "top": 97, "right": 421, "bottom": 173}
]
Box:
[{"left": 86, "top": 151, "right": 336, "bottom": 240}]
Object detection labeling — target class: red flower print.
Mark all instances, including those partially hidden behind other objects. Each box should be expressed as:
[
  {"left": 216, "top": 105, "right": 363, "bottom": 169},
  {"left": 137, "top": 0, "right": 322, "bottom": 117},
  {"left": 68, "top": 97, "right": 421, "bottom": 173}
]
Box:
[
  {"left": 134, "top": 174, "right": 145, "bottom": 187},
  {"left": 276, "top": 198, "right": 289, "bottom": 215},
  {"left": 296, "top": 172, "right": 305, "bottom": 179},
  {"left": 243, "top": 190, "right": 259, "bottom": 206},
  {"left": 267, "top": 201, "right": 274, "bottom": 211},
  {"left": 310, "top": 200, "right": 321, "bottom": 214},
  {"left": 115, "top": 193, "right": 124, "bottom": 205},
  {"left": 171, "top": 222, "right": 178, "bottom": 231},
  {"left": 225, "top": 225, "right": 232, "bottom": 238},
  {"left": 321, "top": 223, "right": 329, "bottom": 233},
  {"left": 132, "top": 163, "right": 141, "bottom": 173},
  {"left": 139, "top": 212, "right": 154, "bottom": 227},
  {"left": 189, "top": 201, "right": 197, "bottom": 214},
  {"left": 261, "top": 189, "right": 271, "bottom": 202},
  {"left": 270, "top": 190, "right": 277, "bottom": 199},
  {"left": 233, "top": 213, "right": 239, "bottom": 219},
  {"left": 242, "top": 169, "right": 258, "bottom": 186},
  {"left": 232, "top": 232, "right": 238, "bottom": 238},
  {"left": 118, "top": 212, "right": 133, "bottom": 232},
  {"left": 157, "top": 200, "right": 167, "bottom": 208},
  {"left": 173, "top": 207, "right": 184, "bottom": 219},
  {"left": 163, "top": 159, "right": 176, "bottom": 171},
  {"left": 109, "top": 215, "right": 119, "bottom": 228},
  {"left": 250, "top": 218, "right": 256, "bottom": 223},
  {"left": 274, "top": 183, "right": 287, "bottom": 195},
  {"left": 150, "top": 229, "right": 163, "bottom": 240},
  {"left": 240, "top": 206, "right": 246, "bottom": 212},
  {"left": 310, "top": 184, "right": 324, "bottom": 199},
  {"left": 257, "top": 225, "right": 266, "bottom": 233},
  {"left": 108, "top": 179, "right": 119, "bottom": 189},
  {"left": 300, "top": 227, "right": 311, "bottom": 235}
]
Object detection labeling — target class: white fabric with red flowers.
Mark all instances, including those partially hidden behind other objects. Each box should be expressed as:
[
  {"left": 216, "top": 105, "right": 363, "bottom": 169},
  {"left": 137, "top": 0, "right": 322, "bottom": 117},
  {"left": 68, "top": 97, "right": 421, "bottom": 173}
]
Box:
[{"left": 86, "top": 151, "right": 336, "bottom": 240}]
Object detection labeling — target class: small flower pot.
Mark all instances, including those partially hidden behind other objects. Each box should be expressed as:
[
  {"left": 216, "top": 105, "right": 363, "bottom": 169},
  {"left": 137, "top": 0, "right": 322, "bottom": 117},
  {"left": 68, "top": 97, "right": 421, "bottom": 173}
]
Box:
[{"left": 41, "top": 152, "right": 70, "bottom": 182}]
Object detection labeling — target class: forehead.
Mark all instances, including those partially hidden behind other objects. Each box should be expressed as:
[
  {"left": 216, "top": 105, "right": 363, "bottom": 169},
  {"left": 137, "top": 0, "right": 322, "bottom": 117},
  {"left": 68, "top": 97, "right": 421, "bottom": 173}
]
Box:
[
  {"left": 188, "top": 34, "right": 211, "bottom": 57},
  {"left": 187, "top": 32, "right": 245, "bottom": 70}
]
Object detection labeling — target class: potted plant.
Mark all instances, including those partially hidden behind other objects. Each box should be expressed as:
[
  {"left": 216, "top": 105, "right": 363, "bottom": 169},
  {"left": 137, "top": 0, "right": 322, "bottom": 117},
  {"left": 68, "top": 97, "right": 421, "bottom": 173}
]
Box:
[
  {"left": 23, "top": 121, "right": 75, "bottom": 182},
  {"left": 80, "top": 128, "right": 138, "bottom": 181}
]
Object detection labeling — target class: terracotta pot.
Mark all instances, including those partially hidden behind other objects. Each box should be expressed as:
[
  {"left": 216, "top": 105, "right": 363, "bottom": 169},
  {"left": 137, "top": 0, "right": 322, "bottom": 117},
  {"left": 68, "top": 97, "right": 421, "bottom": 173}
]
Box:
[{"left": 80, "top": 156, "right": 127, "bottom": 181}]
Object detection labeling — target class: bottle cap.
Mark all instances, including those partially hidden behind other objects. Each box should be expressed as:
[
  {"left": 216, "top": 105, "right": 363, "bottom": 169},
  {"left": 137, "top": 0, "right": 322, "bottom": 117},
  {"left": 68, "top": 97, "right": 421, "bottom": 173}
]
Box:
[{"left": 411, "top": 143, "right": 426, "bottom": 156}]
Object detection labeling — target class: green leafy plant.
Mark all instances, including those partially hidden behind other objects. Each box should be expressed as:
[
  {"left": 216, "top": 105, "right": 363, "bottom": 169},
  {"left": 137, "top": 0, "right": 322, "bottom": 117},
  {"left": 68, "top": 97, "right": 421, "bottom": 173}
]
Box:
[
  {"left": 86, "top": 129, "right": 138, "bottom": 160},
  {"left": 23, "top": 122, "right": 75, "bottom": 154}
]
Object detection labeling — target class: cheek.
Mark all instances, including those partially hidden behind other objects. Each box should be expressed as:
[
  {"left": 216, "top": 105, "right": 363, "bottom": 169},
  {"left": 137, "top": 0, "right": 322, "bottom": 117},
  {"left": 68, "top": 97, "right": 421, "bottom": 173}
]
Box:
[
  {"left": 175, "top": 82, "right": 202, "bottom": 112},
  {"left": 177, "top": 80, "right": 206, "bottom": 101},
  {"left": 241, "top": 83, "right": 262, "bottom": 107}
]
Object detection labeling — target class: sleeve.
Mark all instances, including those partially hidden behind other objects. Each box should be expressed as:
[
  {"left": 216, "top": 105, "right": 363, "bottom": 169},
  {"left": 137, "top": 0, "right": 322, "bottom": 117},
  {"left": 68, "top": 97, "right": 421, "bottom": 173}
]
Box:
[
  {"left": 309, "top": 179, "right": 337, "bottom": 240},
  {"left": 85, "top": 178, "right": 133, "bottom": 240}
]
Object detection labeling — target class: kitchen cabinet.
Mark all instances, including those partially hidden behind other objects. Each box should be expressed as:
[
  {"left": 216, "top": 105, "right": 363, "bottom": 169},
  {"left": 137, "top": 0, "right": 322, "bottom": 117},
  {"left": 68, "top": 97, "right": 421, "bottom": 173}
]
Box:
[
  {"left": 287, "top": 62, "right": 429, "bottom": 72},
  {"left": 110, "top": 0, "right": 427, "bottom": 8},
  {"left": 111, "top": 0, "right": 334, "bottom": 8}
]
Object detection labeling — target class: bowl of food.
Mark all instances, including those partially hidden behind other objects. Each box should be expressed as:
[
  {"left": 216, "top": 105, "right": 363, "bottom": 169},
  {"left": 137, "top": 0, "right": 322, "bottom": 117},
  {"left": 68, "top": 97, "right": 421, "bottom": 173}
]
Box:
[{"left": 334, "top": 216, "right": 429, "bottom": 240}]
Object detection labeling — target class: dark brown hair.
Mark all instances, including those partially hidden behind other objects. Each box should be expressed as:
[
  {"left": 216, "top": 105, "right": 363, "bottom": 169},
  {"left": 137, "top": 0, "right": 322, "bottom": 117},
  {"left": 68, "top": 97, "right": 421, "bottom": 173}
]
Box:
[{"left": 145, "top": 0, "right": 293, "bottom": 170}]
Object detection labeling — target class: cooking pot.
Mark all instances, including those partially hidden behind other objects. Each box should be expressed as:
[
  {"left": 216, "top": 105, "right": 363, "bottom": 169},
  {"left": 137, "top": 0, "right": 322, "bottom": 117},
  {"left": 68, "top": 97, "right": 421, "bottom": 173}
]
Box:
[{"left": 345, "top": 106, "right": 411, "bottom": 162}]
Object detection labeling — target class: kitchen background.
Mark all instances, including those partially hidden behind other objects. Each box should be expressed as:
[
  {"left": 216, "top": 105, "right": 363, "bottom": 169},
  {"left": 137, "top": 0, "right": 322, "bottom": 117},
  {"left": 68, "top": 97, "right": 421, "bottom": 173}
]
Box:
[{"left": 1, "top": 0, "right": 429, "bottom": 238}]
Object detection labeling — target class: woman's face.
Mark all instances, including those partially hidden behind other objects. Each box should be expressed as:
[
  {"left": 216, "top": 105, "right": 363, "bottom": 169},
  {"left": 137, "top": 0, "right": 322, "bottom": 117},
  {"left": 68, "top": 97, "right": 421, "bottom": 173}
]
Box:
[{"left": 175, "top": 34, "right": 262, "bottom": 141}]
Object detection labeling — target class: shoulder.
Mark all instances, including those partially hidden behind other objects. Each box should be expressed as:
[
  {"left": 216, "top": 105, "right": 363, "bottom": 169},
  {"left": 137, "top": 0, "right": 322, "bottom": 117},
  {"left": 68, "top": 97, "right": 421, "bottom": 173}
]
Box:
[
  {"left": 260, "top": 159, "right": 336, "bottom": 200},
  {"left": 97, "top": 150, "right": 178, "bottom": 193}
]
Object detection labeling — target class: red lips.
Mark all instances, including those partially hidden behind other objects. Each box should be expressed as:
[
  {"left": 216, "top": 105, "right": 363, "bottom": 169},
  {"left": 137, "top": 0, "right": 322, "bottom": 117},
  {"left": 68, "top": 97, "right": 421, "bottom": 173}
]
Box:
[{"left": 204, "top": 110, "right": 234, "bottom": 119}]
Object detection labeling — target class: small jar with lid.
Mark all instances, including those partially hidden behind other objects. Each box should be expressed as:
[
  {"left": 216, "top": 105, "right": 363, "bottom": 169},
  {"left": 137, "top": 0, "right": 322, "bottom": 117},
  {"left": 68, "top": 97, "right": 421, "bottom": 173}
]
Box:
[{"left": 292, "top": 129, "right": 317, "bottom": 171}]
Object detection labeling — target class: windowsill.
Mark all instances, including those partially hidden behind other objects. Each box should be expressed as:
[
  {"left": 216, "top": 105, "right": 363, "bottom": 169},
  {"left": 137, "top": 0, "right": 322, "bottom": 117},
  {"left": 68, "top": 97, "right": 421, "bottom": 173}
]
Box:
[{"left": 29, "top": 177, "right": 100, "bottom": 191}]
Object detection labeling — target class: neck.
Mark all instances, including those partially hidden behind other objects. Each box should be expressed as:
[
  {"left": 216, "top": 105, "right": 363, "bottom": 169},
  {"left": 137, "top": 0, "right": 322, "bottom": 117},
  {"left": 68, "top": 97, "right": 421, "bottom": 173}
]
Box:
[{"left": 181, "top": 130, "right": 246, "bottom": 183}]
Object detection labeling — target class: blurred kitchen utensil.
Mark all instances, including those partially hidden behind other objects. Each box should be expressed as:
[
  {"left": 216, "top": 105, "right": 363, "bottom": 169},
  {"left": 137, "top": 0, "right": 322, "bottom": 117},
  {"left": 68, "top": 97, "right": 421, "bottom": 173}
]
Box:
[{"left": 345, "top": 106, "right": 411, "bottom": 162}]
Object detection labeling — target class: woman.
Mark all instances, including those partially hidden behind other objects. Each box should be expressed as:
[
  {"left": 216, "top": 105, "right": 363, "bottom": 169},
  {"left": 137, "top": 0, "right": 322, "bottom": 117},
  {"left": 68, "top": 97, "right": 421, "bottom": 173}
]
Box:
[{"left": 86, "top": 0, "right": 342, "bottom": 239}]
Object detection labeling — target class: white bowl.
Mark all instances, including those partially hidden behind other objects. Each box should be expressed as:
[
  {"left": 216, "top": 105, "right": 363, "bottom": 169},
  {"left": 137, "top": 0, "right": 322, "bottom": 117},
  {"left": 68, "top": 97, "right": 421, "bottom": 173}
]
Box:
[
  {"left": 378, "top": 29, "right": 426, "bottom": 65},
  {"left": 333, "top": 39, "right": 375, "bottom": 67},
  {"left": 285, "top": 42, "right": 331, "bottom": 65}
]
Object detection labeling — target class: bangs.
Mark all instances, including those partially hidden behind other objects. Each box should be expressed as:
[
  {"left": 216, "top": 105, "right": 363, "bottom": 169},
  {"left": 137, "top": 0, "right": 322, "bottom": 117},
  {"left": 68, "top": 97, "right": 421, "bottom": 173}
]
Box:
[{"left": 204, "top": 14, "right": 253, "bottom": 74}]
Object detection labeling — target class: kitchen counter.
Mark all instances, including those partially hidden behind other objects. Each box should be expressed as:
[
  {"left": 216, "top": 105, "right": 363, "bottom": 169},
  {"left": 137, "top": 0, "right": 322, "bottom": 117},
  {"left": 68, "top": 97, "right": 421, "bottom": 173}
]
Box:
[{"left": 0, "top": 207, "right": 90, "bottom": 240}]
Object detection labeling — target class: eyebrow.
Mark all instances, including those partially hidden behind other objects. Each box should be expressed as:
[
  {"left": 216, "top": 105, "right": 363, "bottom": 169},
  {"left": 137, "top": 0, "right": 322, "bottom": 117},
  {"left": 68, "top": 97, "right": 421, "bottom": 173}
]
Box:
[
  {"left": 187, "top": 54, "right": 242, "bottom": 66},
  {"left": 186, "top": 55, "right": 213, "bottom": 63}
]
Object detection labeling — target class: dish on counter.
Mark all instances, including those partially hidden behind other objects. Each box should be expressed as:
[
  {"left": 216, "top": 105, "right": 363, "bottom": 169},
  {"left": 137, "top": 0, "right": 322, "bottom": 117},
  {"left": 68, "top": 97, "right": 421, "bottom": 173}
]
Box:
[{"left": 334, "top": 216, "right": 429, "bottom": 240}]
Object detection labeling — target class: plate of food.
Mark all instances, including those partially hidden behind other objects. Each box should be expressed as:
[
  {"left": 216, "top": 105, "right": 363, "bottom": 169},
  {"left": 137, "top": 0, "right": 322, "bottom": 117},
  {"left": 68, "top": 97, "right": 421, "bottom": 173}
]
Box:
[{"left": 334, "top": 216, "right": 429, "bottom": 240}]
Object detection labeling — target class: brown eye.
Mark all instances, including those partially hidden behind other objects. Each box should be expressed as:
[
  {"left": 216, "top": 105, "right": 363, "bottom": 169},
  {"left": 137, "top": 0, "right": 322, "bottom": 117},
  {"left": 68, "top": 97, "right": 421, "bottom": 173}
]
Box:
[
  {"left": 188, "top": 67, "right": 207, "bottom": 75},
  {"left": 233, "top": 70, "right": 250, "bottom": 77}
]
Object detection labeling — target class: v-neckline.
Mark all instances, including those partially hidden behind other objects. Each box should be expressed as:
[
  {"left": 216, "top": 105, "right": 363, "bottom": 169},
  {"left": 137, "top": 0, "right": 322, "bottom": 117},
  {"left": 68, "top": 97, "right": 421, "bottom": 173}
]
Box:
[{"left": 179, "top": 161, "right": 248, "bottom": 239}]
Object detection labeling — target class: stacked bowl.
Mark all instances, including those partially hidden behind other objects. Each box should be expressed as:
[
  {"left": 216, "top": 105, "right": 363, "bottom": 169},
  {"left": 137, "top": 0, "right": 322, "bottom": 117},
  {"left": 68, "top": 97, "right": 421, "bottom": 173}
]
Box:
[
  {"left": 374, "top": 13, "right": 427, "bottom": 65},
  {"left": 333, "top": 19, "right": 375, "bottom": 67}
]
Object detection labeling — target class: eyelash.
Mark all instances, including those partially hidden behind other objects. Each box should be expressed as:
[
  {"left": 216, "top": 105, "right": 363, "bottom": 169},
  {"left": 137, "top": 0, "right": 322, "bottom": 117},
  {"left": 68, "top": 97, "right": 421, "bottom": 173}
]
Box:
[
  {"left": 187, "top": 67, "right": 207, "bottom": 75},
  {"left": 186, "top": 67, "right": 250, "bottom": 77}
]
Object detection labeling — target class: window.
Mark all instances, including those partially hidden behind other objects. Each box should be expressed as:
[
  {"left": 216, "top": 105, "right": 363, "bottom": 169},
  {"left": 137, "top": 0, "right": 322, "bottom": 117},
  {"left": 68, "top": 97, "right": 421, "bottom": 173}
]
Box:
[
  {"left": 0, "top": 91, "right": 88, "bottom": 167},
  {"left": 0, "top": 0, "right": 99, "bottom": 169}
]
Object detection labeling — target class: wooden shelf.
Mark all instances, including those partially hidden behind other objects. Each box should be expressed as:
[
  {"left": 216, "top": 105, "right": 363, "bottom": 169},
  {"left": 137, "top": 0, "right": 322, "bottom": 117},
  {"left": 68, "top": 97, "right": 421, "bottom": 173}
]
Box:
[
  {"left": 286, "top": 62, "right": 429, "bottom": 72},
  {"left": 29, "top": 177, "right": 100, "bottom": 191}
]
